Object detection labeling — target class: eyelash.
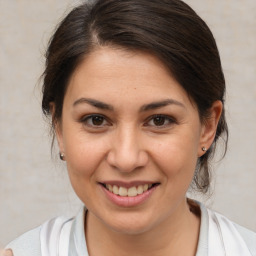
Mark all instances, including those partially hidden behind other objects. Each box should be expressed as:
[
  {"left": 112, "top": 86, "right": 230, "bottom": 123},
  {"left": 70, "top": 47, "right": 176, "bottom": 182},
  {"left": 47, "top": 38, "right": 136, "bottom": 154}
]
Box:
[
  {"left": 144, "top": 114, "right": 177, "bottom": 128},
  {"left": 79, "top": 114, "right": 177, "bottom": 129},
  {"left": 80, "top": 114, "right": 110, "bottom": 128}
]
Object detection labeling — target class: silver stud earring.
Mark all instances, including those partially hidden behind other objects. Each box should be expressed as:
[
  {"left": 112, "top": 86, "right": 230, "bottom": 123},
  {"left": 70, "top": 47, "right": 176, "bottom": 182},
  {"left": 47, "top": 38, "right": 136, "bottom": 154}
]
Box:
[
  {"left": 59, "top": 152, "right": 65, "bottom": 161},
  {"left": 202, "top": 147, "right": 207, "bottom": 152}
]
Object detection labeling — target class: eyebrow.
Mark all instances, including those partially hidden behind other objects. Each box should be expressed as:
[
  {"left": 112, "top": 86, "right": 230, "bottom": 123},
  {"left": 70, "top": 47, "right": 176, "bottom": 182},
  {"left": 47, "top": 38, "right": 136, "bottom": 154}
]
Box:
[
  {"left": 73, "top": 98, "right": 114, "bottom": 110},
  {"left": 73, "top": 97, "right": 185, "bottom": 111},
  {"left": 139, "top": 99, "right": 185, "bottom": 112}
]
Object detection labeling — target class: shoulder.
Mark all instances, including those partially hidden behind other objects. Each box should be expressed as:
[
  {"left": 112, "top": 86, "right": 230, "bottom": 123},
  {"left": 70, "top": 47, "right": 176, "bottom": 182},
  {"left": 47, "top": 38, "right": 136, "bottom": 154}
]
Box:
[
  {"left": 5, "top": 215, "right": 74, "bottom": 256},
  {"left": 5, "top": 226, "right": 42, "bottom": 256},
  {"left": 233, "top": 222, "right": 256, "bottom": 256},
  {"left": 208, "top": 207, "right": 256, "bottom": 256}
]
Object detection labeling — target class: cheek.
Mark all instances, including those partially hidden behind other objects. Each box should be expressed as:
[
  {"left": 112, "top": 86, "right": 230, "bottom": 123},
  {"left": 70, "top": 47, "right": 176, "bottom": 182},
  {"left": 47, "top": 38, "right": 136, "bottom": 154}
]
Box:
[
  {"left": 62, "top": 124, "right": 108, "bottom": 178},
  {"left": 66, "top": 141, "right": 106, "bottom": 174},
  {"left": 64, "top": 134, "right": 109, "bottom": 206},
  {"left": 152, "top": 133, "right": 199, "bottom": 180}
]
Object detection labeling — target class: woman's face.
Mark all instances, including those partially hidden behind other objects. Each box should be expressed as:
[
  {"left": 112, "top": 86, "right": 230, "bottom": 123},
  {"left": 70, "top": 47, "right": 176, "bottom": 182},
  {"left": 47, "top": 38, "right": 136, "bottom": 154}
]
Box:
[{"left": 56, "top": 47, "right": 220, "bottom": 234}]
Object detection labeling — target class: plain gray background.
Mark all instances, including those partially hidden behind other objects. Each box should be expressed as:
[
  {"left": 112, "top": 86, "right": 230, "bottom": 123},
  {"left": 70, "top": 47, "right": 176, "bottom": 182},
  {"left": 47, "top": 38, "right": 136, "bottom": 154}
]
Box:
[{"left": 0, "top": 0, "right": 256, "bottom": 247}]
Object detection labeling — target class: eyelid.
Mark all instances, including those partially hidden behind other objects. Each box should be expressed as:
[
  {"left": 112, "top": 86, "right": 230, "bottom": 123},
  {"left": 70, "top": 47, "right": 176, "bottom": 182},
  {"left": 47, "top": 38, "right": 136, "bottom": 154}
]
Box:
[
  {"left": 144, "top": 114, "right": 177, "bottom": 127},
  {"left": 80, "top": 114, "right": 111, "bottom": 127},
  {"left": 78, "top": 113, "right": 176, "bottom": 129}
]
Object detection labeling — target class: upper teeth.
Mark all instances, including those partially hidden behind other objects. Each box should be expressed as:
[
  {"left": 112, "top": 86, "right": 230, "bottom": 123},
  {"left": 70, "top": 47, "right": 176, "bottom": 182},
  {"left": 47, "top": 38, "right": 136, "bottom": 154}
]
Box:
[{"left": 106, "top": 184, "right": 153, "bottom": 197}]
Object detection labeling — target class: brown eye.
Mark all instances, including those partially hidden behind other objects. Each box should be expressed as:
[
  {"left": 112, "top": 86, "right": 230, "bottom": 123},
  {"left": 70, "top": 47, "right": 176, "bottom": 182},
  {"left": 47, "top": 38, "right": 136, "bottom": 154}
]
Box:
[
  {"left": 152, "top": 116, "right": 166, "bottom": 126},
  {"left": 145, "top": 114, "right": 176, "bottom": 128},
  {"left": 82, "top": 114, "right": 109, "bottom": 127},
  {"left": 91, "top": 115, "right": 104, "bottom": 126}
]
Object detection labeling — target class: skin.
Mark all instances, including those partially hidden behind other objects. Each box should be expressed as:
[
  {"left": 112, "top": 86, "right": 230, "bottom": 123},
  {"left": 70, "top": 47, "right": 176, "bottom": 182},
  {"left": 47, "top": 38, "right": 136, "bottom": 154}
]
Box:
[
  {"left": 55, "top": 47, "right": 222, "bottom": 256},
  {"left": 0, "top": 249, "right": 13, "bottom": 256}
]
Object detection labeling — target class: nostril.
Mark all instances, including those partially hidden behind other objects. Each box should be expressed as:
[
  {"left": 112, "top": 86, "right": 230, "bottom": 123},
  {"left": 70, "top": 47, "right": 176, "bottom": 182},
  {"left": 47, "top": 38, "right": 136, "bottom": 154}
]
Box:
[{"left": 106, "top": 149, "right": 149, "bottom": 173}]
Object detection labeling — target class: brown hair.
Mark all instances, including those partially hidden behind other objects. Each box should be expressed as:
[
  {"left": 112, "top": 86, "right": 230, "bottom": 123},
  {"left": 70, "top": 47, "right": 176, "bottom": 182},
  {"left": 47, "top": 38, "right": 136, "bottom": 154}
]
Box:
[{"left": 42, "top": 0, "right": 228, "bottom": 193}]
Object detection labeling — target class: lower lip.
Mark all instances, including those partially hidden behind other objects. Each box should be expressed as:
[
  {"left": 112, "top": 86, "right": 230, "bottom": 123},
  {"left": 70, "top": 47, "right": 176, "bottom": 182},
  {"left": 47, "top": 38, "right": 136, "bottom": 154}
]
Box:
[{"left": 101, "top": 185, "right": 157, "bottom": 207}]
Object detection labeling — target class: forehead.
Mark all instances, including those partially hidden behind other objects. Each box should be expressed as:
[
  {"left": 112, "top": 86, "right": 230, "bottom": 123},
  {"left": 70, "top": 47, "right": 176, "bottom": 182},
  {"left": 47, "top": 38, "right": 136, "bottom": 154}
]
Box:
[{"left": 65, "top": 47, "right": 193, "bottom": 109}]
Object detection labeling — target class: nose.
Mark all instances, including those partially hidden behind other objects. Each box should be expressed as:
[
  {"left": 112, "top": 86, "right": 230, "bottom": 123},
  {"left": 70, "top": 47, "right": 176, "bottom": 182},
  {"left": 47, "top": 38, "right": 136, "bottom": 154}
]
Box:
[{"left": 106, "top": 126, "right": 148, "bottom": 173}]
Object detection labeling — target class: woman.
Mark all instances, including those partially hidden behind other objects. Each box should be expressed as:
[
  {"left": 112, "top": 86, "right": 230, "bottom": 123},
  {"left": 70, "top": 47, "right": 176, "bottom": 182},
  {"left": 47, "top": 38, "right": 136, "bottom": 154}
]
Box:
[{"left": 4, "top": 0, "right": 256, "bottom": 255}]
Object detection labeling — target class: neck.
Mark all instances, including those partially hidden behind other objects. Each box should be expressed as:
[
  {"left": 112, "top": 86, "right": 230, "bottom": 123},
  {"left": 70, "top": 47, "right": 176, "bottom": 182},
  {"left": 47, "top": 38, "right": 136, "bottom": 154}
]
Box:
[{"left": 85, "top": 199, "right": 200, "bottom": 256}]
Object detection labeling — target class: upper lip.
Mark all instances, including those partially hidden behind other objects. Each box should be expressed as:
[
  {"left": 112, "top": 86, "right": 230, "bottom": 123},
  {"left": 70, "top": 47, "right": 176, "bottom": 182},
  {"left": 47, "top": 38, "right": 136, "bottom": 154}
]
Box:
[{"left": 99, "top": 180, "right": 160, "bottom": 188}]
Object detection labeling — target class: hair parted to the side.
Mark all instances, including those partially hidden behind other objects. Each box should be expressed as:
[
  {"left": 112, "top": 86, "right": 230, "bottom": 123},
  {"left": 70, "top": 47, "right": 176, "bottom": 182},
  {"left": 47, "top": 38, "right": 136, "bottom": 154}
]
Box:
[{"left": 42, "top": 0, "right": 228, "bottom": 193}]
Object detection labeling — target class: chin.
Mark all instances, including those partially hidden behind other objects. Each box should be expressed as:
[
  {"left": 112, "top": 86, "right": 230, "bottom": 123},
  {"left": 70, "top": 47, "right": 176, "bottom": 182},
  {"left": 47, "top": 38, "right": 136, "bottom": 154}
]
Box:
[
  {"left": 103, "top": 212, "right": 157, "bottom": 235},
  {"left": 110, "top": 222, "right": 153, "bottom": 235}
]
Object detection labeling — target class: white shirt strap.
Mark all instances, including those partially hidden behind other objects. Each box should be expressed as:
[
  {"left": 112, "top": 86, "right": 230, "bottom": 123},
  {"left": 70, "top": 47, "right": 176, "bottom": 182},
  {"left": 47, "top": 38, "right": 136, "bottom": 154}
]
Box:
[
  {"left": 208, "top": 209, "right": 252, "bottom": 256},
  {"left": 40, "top": 216, "right": 73, "bottom": 256}
]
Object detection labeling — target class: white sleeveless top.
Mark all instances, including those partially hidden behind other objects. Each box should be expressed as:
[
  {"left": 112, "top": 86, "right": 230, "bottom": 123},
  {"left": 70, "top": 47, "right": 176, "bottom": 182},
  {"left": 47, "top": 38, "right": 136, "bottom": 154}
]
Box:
[{"left": 7, "top": 202, "right": 256, "bottom": 256}]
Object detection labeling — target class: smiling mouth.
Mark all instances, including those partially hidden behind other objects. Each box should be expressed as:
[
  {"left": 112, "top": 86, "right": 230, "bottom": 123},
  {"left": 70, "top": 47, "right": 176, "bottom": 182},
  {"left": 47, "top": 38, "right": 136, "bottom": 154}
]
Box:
[{"left": 101, "top": 183, "right": 160, "bottom": 197}]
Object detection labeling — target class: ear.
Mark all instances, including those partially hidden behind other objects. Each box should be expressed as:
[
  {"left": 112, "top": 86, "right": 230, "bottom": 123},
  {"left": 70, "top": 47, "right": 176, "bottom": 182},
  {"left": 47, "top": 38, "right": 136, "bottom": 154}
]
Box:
[
  {"left": 198, "top": 100, "right": 223, "bottom": 157},
  {"left": 49, "top": 102, "right": 65, "bottom": 154}
]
